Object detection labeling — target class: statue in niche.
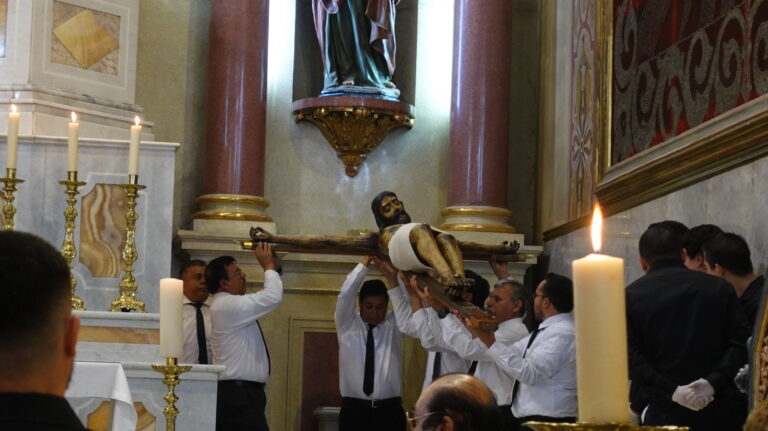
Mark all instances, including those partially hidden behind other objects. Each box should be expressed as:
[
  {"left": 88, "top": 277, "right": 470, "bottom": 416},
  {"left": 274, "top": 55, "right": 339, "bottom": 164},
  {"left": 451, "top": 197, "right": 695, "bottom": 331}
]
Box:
[
  {"left": 246, "top": 191, "right": 522, "bottom": 299},
  {"left": 312, "top": 0, "right": 401, "bottom": 100}
]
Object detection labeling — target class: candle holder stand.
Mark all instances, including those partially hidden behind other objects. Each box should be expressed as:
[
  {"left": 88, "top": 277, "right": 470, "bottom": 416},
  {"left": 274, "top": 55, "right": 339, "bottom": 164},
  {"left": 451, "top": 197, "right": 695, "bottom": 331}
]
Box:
[
  {"left": 151, "top": 357, "right": 192, "bottom": 431},
  {"left": 524, "top": 422, "right": 688, "bottom": 431},
  {"left": 110, "top": 174, "right": 146, "bottom": 312},
  {"left": 1, "top": 168, "right": 25, "bottom": 231},
  {"left": 59, "top": 171, "right": 87, "bottom": 310}
]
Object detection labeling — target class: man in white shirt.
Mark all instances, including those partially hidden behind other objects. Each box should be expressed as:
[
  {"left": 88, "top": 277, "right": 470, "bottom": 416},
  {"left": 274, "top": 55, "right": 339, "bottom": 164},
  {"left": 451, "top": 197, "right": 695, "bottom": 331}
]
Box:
[
  {"left": 389, "top": 270, "right": 489, "bottom": 392},
  {"left": 208, "top": 243, "right": 283, "bottom": 431},
  {"left": 472, "top": 273, "right": 577, "bottom": 430},
  {"left": 180, "top": 260, "right": 211, "bottom": 364},
  {"left": 436, "top": 278, "right": 529, "bottom": 431},
  {"left": 335, "top": 256, "right": 406, "bottom": 431}
]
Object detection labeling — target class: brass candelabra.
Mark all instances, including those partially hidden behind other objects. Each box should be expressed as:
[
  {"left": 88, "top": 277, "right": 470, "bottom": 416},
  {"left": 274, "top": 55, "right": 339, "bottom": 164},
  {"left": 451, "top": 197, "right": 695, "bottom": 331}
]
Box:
[
  {"left": 525, "top": 422, "right": 688, "bottom": 431},
  {"left": 151, "top": 357, "right": 192, "bottom": 431},
  {"left": 110, "top": 174, "right": 146, "bottom": 312},
  {"left": 1, "top": 168, "right": 25, "bottom": 230},
  {"left": 59, "top": 171, "right": 87, "bottom": 310}
]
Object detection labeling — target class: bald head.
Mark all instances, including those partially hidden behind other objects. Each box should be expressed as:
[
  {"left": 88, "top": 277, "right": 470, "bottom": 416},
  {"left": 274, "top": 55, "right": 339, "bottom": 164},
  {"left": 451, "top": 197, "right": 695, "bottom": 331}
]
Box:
[{"left": 414, "top": 374, "right": 501, "bottom": 431}]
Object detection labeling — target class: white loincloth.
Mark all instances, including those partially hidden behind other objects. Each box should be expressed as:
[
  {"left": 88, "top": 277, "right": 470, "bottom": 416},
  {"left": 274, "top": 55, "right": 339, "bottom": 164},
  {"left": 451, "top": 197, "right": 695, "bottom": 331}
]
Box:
[{"left": 388, "top": 222, "right": 433, "bottom": 272}]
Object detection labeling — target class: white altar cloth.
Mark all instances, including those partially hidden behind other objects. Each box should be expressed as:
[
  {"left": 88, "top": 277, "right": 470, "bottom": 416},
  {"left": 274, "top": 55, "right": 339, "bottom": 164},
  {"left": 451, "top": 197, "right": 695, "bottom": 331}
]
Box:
[{"left": 66, "top": 361, "right": 137, "bottom": 431}]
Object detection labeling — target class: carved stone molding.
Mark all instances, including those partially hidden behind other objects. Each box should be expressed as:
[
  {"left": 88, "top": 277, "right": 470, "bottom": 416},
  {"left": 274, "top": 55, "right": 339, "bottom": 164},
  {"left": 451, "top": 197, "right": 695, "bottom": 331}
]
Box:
[{"left": 292, "top": 96, "right": 414, "bottom": 177}]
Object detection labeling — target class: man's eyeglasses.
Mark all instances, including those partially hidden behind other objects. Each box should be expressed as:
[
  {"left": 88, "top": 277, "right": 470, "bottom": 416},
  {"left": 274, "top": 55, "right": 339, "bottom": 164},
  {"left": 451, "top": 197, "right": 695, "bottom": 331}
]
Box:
[{"left": 406, "top": 411, "right": 442, "bottom": 429}]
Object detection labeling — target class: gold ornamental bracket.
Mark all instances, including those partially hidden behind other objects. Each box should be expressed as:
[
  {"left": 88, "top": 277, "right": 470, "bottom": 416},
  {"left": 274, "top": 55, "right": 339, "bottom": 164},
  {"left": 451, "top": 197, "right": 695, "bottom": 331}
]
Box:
[
  {"left": 524, "top": 423, "right": 687, "bottom": 431},
  {"left": 292, "top": 96, "right": 415, "bottom": 177}
]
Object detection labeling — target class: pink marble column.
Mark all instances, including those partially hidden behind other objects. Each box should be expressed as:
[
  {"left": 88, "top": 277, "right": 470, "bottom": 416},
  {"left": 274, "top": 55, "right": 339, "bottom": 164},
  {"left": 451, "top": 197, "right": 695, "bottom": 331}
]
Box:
[
  {"left": 196, "top": 0, "right": 272, "bottom": 222},
  {"left": 442, "top": 0, "right": 514, "bottom": 233}
]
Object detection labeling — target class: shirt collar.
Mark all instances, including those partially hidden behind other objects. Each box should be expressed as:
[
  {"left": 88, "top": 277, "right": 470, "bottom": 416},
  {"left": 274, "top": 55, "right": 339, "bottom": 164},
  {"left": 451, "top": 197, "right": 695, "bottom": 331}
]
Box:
[
  {"left": 498, "top": 317, "right": 523, "bottom": 330},
  {"left": 648, "top": 259, "right": 686, "bottom": 272},
  {"left": 183, "top": 295, "right": 212, "bottom": 306},
  {"left": 539, "top": 312, "right": 572, "bottom": 329}
]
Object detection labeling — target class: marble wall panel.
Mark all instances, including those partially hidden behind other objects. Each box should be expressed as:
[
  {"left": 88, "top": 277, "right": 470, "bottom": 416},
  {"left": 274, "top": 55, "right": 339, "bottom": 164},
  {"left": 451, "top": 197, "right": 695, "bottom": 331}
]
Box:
[
  {"left": 545, "top": 155, "right": 768, "bottom": 283},
  {"left": 301, "top": 331, "right": 341, "bottom": 431},
  {"left": 51, "top": 1, "right": 120, "bottom": 74},
  {"left": 0, "top": 136, "right": 176, "bottom": 312},
  {"left": 80, "top": 184, "right": 127, "bottom": 278}
]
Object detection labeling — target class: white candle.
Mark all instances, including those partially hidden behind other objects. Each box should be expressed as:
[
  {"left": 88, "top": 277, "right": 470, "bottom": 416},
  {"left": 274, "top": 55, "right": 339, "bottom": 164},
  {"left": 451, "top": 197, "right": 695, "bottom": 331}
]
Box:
[
  {"left": 571, "top": 205, "right": 629, "bottom": 423},
  {"left": 68, "top": 112, "right": 79, "bottom": 172},
  {"left": 6, "top": 104, "right": 20, "bottom": 170},
  {"left": 159, "top": 278, "right": 184, "bottom": 358},
  {"left": 128, "top": 116, "right": 141, "bottom": 175}
]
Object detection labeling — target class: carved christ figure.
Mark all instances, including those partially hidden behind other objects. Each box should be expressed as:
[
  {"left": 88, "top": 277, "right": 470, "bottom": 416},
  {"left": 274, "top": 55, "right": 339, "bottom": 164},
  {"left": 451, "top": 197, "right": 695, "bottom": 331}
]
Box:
[{"left": 247, "top": 191, "right": 521, "bottom": 289}]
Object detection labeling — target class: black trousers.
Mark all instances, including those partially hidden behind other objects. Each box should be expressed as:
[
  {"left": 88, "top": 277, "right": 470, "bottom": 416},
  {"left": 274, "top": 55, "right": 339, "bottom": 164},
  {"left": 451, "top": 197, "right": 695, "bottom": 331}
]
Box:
[
  {"left": 643, "top": 396, "right": 747, "bottom": 431},
  {"left": 498, "top": 405, "right": 515, "bottom": 431},
  {"left": 515, "top": 415, "right": 576, "bottom": 431},
  {"left": 339, "top": 397, "right": 406, "bottom": 431},
  {"left": 216, "top": 380, "right": 269, "bottom": 431}
]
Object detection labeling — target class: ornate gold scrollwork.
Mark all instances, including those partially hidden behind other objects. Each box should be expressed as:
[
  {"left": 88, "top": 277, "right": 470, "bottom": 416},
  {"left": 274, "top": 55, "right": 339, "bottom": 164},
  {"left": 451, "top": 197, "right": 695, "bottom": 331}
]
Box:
[{"left": 293, "top": 98, "right": 414, "bottom": 177}]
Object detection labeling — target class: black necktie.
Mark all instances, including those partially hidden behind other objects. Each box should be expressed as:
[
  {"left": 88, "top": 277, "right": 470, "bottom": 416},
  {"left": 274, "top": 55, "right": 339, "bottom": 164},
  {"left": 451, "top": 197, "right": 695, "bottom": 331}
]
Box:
[
  {"left": 467, "top": 360, "right": 478, "bottom": 375},
  {"left": 511, "top": 326, "right": 544, "bottom": 401},
  {"left": 190, "top": 302, "right": 208, "bottom": 364},
  {"left": 256, "top": 320, "right": 271, "bottom": 375},
  {"left": 363, "top": 324, "right": 376, "bottom": 396},
  {"left": 431, "top": 352, "right": 442, "bottom": 381}
]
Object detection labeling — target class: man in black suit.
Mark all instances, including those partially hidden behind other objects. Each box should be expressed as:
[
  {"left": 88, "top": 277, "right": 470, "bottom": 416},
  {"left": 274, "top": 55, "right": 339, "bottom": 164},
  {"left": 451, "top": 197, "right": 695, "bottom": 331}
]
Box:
[
  {"left": 626, "top": 221, "right": 749, "bottom": 431},
  {"left": 0, "top": 231, "right": 88, "bottom": 430},
  {"left": 702, "top": 232, "right": 765, "bottom": 331}
]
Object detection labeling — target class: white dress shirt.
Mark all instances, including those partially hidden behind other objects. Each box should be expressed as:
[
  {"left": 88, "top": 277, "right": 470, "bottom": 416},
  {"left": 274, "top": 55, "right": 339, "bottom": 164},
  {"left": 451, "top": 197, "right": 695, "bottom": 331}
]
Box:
[
  {"left": 388, "top": 287, "right": 470, "bottom": 391},
  {"left": 335, "top": 263, "right": 402, "bottom": 400},
  {"left": 210, "top": 270, "right": 283, "bottom": 382},
  {"left": 488, "top": 312, "right": 577, "bottom": 418},
  {"left": 441, "top": 315, "right": 529, "bottom": 405},
  {"left": 182, "top": 295, "right": 212, "bottom": 364}
]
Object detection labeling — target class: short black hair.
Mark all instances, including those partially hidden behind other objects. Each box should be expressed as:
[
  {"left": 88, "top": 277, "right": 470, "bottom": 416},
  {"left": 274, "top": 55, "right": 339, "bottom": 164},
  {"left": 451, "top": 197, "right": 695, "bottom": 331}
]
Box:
[
  {"left": 359, "top": 279, "right": 388, "bottom": 302},
  {"left": 0, "top": 232, "right": 71, "bottom": 367},
  {"left": 371, "top": 191, "right": 397, "bottom": 229},
  {"left": 683, "top": 224, "right": 723, "bottom": 258},
  {"left": 542, "top": 273, "right": 574, "bottom": 313},
  {"left": 639, "top": 220, "right": 688, "bottom": 264},
  {"left": 464, "top": 270, "right": 489, "bottom": 308},
  {"left": 422, "top": 374, "right": 502, "bottom": 431},
  {"left": 702, "top": 232, "right": 754, "bottom": 277},
  {"left": 179, "top": 259, "right": 206, "bottom": 278},
  {"left": 205, "top": 256, "right": 236, "bottom": 294}
]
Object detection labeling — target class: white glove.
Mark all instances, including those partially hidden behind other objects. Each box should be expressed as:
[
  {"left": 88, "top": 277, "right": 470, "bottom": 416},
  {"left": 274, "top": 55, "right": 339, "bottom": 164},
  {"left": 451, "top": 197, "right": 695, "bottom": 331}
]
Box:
[
  {"left": 672, "top": 385, "right": 699, "bottom": 410},
  {"left": 672, "top": 379, "right": 715, "bottom": 411},
  {"left": 686, "top": 378, "right": 715, "bottom": 410}
]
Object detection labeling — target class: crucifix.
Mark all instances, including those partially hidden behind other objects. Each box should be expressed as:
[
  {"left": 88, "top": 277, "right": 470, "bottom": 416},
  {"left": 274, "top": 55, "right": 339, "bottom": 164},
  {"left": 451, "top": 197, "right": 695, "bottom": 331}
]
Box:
[{"left": 240, "top": 191, "right": 526, "bottom": 330}]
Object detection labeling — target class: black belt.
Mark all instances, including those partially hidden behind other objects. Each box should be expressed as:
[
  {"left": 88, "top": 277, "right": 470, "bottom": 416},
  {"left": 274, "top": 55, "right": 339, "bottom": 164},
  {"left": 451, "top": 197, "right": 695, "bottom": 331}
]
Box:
[
  {"left": 342, "top": 396, "right": 402, "bottom": 409},
  {"left": 219, "top": 379, "right": 265, "bottom": 389}
]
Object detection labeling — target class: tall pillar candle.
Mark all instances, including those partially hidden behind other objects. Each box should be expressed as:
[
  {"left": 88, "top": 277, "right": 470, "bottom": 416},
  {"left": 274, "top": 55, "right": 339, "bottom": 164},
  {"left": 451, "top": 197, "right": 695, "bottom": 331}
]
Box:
[
  {"left": 6, "top": 104, "right": 19, "bottom": 170},
  {"left": 159, "top": 278, "right": 183, "bottom": 358},
  {"left": 68, "top": 112, "right": 79, "bottom": 171},
  {"left": 571, "top": 207, "right": 629, "bottom": 423},
  {"left": 128, "top": 116, "right": 141, "bottom": 175}
]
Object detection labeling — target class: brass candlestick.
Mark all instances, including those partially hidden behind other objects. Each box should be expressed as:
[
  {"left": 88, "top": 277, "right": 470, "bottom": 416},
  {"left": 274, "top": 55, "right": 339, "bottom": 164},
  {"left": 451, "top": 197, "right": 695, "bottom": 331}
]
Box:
[
  {"left": 110, "top": 174, "right": 146, "bottom": 312},
  {"left": 525, "top": 422, "right": 688, "bottom": 431},
  {"left": 1, "top": 168, "right": 25, "bottom": 230},
  {"left": 151, "top": 357, "right": 192, "bottom": 431},
  {"left": 59, "top": 171, "right": 87, "bottom": 310}
]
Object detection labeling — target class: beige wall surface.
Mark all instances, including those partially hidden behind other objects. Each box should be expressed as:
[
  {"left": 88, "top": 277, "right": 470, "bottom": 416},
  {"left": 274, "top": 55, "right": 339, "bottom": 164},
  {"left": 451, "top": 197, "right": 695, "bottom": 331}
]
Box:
[{"left": 135, "top": 0, "right": 210, "bottom": 275}]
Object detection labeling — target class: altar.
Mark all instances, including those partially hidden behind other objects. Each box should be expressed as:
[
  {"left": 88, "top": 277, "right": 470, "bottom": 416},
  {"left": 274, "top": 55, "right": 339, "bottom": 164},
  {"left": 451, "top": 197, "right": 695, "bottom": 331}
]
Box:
[{"left": 72, "top": 310, "right": 223, "bottom": 431}]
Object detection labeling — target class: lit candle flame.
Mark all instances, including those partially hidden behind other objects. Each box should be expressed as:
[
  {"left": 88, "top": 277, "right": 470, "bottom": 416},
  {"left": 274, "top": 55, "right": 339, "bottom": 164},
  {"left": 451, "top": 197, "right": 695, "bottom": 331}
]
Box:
[
  {"left": 591, "top": 204, "right": 603, "bottom": 253},
  {"left": 10, "top": 104, "right": 17, "bottom": 113},
  {"left": 134, "top": 115, "right": 141, "bottom": 126},
  {"left": 71, "top": 111, "right": 77, "bottom": 123}
]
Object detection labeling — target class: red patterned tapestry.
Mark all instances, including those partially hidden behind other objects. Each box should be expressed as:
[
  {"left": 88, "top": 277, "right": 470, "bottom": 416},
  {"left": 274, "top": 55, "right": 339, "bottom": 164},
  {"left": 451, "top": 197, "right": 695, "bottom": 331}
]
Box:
[{"left": 612, "top": 0, "right": 768, "bottom": 163}]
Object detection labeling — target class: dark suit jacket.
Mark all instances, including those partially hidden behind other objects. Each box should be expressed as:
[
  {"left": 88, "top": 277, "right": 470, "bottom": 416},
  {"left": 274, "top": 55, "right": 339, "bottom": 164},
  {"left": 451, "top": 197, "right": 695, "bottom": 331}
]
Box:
[
  {"left": 626, "top": 260, "right": 749, "bottom": 413},
  {"left": 0, "top": 392, "right": 90, "bottom": 430}
]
